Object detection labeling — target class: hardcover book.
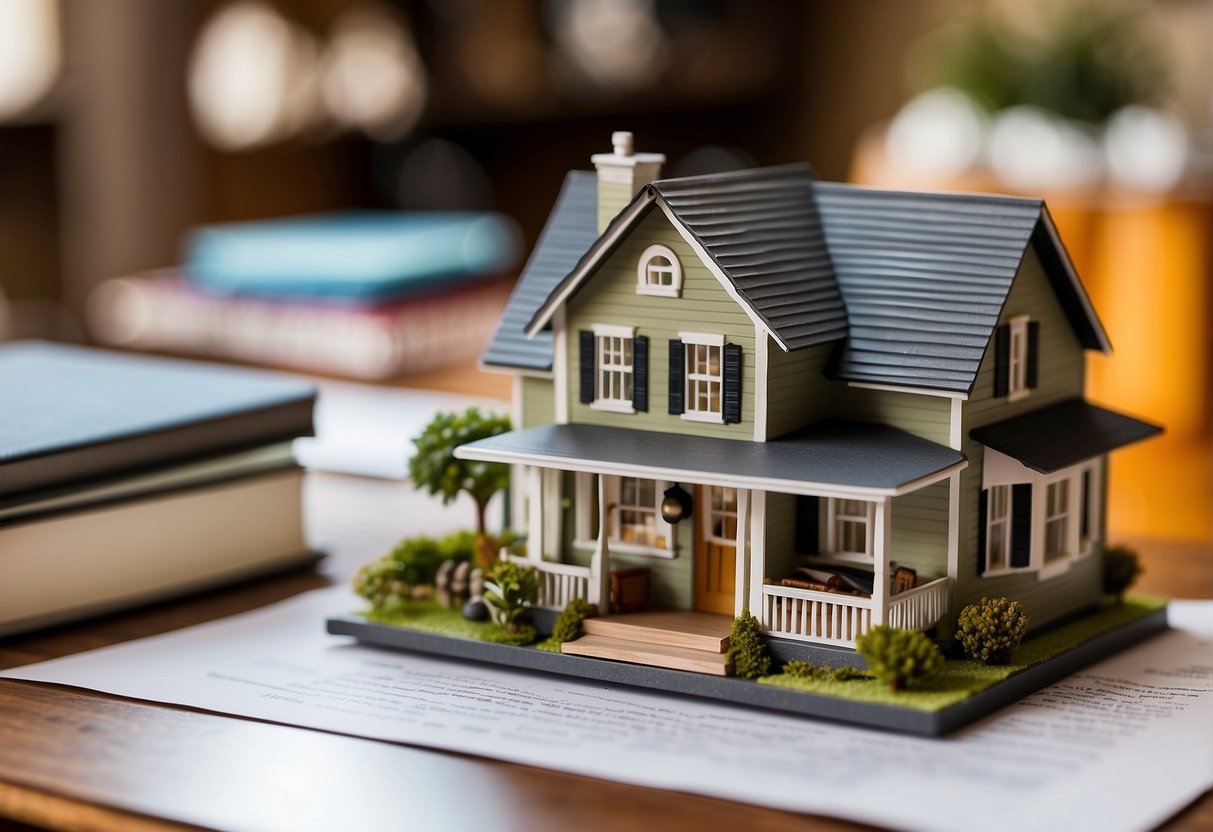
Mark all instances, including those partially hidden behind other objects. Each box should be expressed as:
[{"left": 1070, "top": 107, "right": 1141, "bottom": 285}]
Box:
[{"left": 0, "top": 341, "right": 316, "bottom": 497}]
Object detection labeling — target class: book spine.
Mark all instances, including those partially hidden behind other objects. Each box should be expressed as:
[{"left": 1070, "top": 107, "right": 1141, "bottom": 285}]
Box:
[{"left": 88, "top": 276, "right": 512, "bottom": 380}]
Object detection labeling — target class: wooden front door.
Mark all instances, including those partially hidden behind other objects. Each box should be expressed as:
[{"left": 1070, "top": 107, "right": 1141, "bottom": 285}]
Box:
[{"left": 694, "top": 486, "right": 737, "bottom": 615}]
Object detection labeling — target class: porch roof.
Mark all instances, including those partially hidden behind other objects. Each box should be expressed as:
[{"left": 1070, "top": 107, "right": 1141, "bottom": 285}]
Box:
[
  {"left": 970, "top": 398, "right": 1162, "bottom": 474},
  {"left": 456, "top": 420, "right": 967, "bottom": 498}
]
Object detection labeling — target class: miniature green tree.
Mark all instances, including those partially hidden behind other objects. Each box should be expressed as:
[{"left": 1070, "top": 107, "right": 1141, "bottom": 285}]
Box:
[
  {"left": 482, "top": 560, "right": 539, "bottom": 634},
  {"left": 1103, "top": 544, "right": 1142, "bottom": 605},
  {"left": 727, "top": 610, "right": 771, "bottom": 679},
  {"left": 408, "top": 407, "right": 511, "bottom": 547},
  {"left": 856, "top": 626, "right": 943, "bottom": 691},
  {"left": 538, "top": 598, "right": 593, "bottom": 652},
  {"left": 956, "top": 597, "right": 1028, "bottom": 665}
]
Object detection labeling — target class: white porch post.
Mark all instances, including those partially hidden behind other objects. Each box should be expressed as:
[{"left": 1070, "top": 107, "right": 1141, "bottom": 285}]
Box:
[
  {"left": 733, "top": 489, "right": 750, "bottom": 619},
  {"left": 527, "top": 466, "right": 543, "bottom": 564},
  {"left": 590, "top": 473, "right": 611, "bottom": 614},
  {"left": 748, "top": 491, "right": 766, "bottom": 619},
  {"left": 872, "top": 498, "right": 891, "bottom": 626}
]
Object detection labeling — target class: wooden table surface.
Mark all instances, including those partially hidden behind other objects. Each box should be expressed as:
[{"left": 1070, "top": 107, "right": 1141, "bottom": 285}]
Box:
[{"left": 1, "top": 468, "right": 1211, "bottom": 831}]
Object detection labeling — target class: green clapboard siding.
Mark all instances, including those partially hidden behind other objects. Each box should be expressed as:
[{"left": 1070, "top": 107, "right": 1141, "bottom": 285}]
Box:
[
  {"left": 566, "top": 208, "right": 756, "bottom": 439},
  {"left": 765, "top": 340, "right": 834, "bottom": 438},
  {"left": 520, "top": 376, "right": 555, "bottom": 429},
  {"left": 890, "top": 481, "right": 950, "bottom": 580},
  {"left": 818, "top": 383, "right": 953, "bottom": 447},
  {"left": 956, "top": 244, "right": 1096, "bottom": 630},
  {"left": 762, "top": 492, "right": 801, "bottom": 581}
]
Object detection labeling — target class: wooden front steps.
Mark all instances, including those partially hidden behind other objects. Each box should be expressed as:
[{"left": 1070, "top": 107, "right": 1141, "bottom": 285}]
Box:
[{"left": 561, "top": 611, "right": 734, "bottom": 676}]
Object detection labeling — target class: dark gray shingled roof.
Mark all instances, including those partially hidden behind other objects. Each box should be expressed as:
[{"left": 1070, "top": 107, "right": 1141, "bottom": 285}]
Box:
[
  {"left": 481, "top": 171, "right": 599, "bottom": 372},
  {"left": 970, "top": 399, "right": 1162, "bottom": 473},
  {"left": 498, "top": 164, "right": 1109, "bottom": 395},
  {"left": 814, "top": 182, "right": 1107, "bottom": 394},
  {"left": 650, "top": 165, "right": 848, "bottom": 350},
  {"left": 456, "top": 420, "right": 966, "bottom": 495}
]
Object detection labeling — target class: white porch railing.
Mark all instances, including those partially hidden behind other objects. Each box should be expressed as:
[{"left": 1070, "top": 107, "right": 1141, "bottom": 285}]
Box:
[
  {"left": 887, "top": 576, "right": 951, "bottom": 631},
  {"left": 507, "top": 553, "right": 591, "bottom": 610},
  {"left": 760, "top": 584, "right": 874, "bottom": 648},
  {"left": 761, "top": 576, "right": 951, "bottom": 648}
]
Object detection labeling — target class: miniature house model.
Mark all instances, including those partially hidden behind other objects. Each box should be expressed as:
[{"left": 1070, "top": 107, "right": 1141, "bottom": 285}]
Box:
[{"left": 459, "top": 132, "right": 1159, "bottom": 659}]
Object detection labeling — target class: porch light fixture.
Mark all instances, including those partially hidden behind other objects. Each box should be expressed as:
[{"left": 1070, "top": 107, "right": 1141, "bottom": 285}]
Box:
[{"left": 661, "top": 483, "right": 693, "bottom": 524}]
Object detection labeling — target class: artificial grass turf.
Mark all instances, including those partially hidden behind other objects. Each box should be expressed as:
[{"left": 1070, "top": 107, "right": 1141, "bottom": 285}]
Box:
[
  {"left": 362, "top": 597, "right": 536, "bottom": 646},
  {"left": 757, "top": 598, "right": 1167, "bottom": 712}
]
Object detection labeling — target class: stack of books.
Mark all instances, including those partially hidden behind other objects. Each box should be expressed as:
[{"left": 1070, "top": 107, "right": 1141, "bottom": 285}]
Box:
[
  {"left": 87, "top": 211, "right": 521, "bottom": 380},
  {"left": 0, "top": 341, "right": 318, "bottom": 636}
]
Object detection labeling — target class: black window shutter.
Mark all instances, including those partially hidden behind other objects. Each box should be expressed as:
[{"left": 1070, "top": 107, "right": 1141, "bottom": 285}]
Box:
[
  {"left": 668, "top": 339, "right": 685, "bottom": 415},
  {"left": 579, "top": 330, "right": 595, "bottom": 404},
  {"left": 1026, "top": 321, "right": 1041, "bottom": 389},
  {"left": 993, "top": 324, "right": 1010, "bottom": 398},
  {"left": 632, "top": 336, "right": 648, "bottom": 412},
  {"left": 977, "top": 489, "right": 988, "bottom": 575},
  {"left": 723, "top": 343, "right": 742, "bottom": 424},
  {"left": 1011, "top": 483, "right": 1033, "bottom": 568},
  {"left": 795, "top": 496, "right": 819, "bottom": 554},
  {"left": 1081, "top": 469, "right": 1091, "bottom": 541}
]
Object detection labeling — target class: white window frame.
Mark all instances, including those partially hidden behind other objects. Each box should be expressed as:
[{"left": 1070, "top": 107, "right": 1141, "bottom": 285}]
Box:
[
  {"left": 590, "top": 323, "right": 635, "bottom": 414},
  {"left": 984, "top": 483, "right": 1015, "bottom": 574},
  {"left": 982, "top": 448, "right": 1100, "bottom": 580},
  {"left": 679, "top": 331, "right": 724, "bottom": 424},
  {"left": 636, "top": 244, "right": 682, "bottom": 297},
  {"left": 702, "top": 486, "right": 739, "bottom": 547},
  {"left": 573, "top": 475, "right": 676, "bottom": 558},
  {"left": 824, "top": 497, "right": 875, "bottom": 563},
  {"left": 1007, "top": 314, "right": 1030, "bottom": 402}
]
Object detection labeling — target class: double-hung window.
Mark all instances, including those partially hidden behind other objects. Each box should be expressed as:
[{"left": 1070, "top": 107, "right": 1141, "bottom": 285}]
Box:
[
  {"left": 683, "top": 333, "right": 723, "bottom": 420},
  {"left": 580, "top": 324, "right": 647, "bottom": 413},
  {"left": 826, "top": 498, "right": 875, "bottom": 561}
]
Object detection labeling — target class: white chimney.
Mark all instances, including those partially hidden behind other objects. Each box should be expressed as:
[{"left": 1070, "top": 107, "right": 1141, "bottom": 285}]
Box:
[{"left": 591, "top": 131, "right": 665, "bottom": 233}]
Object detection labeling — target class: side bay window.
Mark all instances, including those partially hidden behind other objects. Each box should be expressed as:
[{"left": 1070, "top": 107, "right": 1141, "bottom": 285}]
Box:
[
  {"left": 667, "top": 332, "right": 742, "bottom": 424},
  {"left": 979, "top": 448, "right": 1101, "bottom": 578},
  {"left": 993, "top": 314, "right": 1039, "bottom": 401},
  {"left": 579, "top": 325, "right": 648, "bottom": 414}
]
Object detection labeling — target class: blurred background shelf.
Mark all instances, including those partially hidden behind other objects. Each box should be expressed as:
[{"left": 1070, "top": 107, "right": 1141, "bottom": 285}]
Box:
[{"left": 3, "top": 0, "right": 1213, "bottom": 542}]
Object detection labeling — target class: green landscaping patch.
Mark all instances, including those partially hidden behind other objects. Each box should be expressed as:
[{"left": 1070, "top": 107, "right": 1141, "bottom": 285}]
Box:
[
  {"left": 758, "top": 598, "right": 1166, "bottom": 712},
  {"left": 361, "top": 598, "right": 536, "bottom": 646}
]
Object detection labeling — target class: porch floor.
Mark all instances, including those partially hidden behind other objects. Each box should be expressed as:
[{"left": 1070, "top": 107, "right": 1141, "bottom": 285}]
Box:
[{"left": 561, "top": 611, "right": 734, "bottom": 676}]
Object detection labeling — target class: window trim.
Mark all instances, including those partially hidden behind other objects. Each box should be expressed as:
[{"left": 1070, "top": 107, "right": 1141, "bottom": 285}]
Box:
[
  {"left": 981, "top": 448, "right": 1100, "bottom": 580},
  {"left": 636, "top": 244, "right": 682, "bottom": 297},
  {"left": 589, "top": 323, "right": 635, "bottom": 414},
  {"left": 679, "top": 330, "right": 725, "bottom": 424},
  {"left": 824, "top": 497, "right": 875, "bottom": 563},
  {"left": 573, "top": 475, "right": 677, "bottom": 558},
  {"left": 984, "top": 483, "right": 1014, "bottom": 575},
  {"left": 1007, "top": 314, "right": 1030, "bottom": 402}
]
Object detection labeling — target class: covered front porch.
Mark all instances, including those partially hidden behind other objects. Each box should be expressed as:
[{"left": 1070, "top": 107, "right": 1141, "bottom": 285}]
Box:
[{"left": 457, "top": 421, "right": 966, "bottom": 650}]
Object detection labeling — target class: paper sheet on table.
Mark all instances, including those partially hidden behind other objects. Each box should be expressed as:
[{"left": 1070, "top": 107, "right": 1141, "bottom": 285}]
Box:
[{"left": 4, "top": 590, "right": 1212, "bottom": 832}]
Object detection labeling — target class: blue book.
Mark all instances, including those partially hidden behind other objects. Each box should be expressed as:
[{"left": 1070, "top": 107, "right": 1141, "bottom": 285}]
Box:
[
  {"left": 184, "top": 211, "right": 522, "bottom": 301},
  {"left": 0, "top": 341, "right": 315, "bottom": 499}
]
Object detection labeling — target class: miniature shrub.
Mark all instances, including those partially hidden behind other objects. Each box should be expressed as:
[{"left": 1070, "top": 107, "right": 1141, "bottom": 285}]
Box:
[
  {"left": 552, "top": 598, "right": 592, "bottom": 643},
  {"left": 483, "top": 560, "right": 539, "bottom": 634},
  {"left": 956, "top": 597, "right": 1028, "bottom": 665},
  {"left": 782, "top": 660, "right": 870, "bottom": 682},
  {"left": 855, "top": 626, "right": 944, "bottom": 691},
  {"left": 727, "top": 610, "right": 771, "bottom": 679},
  {"left": 437, "top": 530, "right": 477, "bottom": 564},
  {"left": 1103, "top": 544, "right": 1142, "bottom": 604},
  {"left": 385, "top": 535, "right": 445, "bottom": 587},
  {"left": 353, "top": 557, "right": 410, "bottom": 611}
]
